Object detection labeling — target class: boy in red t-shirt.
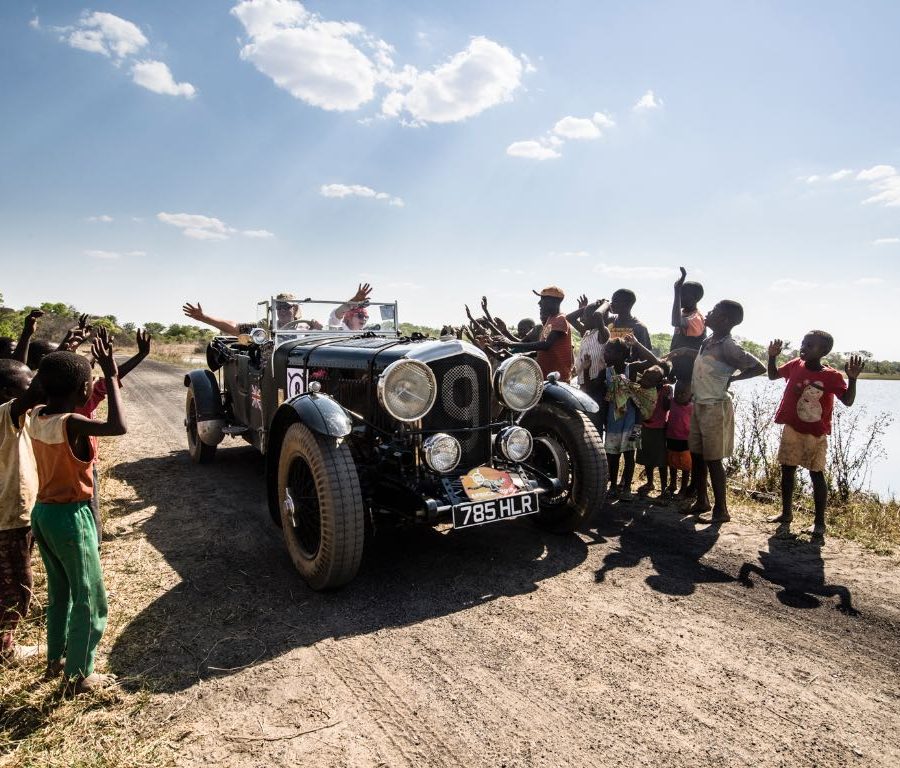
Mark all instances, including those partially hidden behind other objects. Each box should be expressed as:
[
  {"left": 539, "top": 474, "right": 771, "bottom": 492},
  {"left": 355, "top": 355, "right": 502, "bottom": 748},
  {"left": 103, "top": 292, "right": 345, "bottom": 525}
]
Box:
[{"left": 767, "top": 331, "right": 864, "bottom": 539}]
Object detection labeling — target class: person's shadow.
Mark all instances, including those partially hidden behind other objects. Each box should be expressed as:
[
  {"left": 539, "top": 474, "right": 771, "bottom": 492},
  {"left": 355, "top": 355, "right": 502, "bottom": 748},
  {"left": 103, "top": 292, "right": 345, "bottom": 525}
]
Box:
[
  {"left": 105, "top": 447, "right": 589, "bottom": 693},
  {"left": 738, "top": 531, "right": 857, "bottom": 615},
  {"left": 593, "top": 501, "right": 733, "bottom": 595}
]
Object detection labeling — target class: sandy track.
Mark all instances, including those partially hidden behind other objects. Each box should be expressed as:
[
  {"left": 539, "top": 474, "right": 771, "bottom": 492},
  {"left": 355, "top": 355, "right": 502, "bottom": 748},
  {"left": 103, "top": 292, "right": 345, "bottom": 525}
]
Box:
[{"left": 100, "top": 359, "right": 900, "bottom": 767}]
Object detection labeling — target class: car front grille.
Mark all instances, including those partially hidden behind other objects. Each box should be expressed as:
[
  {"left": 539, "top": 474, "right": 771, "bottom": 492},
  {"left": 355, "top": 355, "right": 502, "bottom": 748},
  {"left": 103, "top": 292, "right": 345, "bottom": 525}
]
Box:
[{"left": 423, "top": 353, "right": 492, "bottom": 469}]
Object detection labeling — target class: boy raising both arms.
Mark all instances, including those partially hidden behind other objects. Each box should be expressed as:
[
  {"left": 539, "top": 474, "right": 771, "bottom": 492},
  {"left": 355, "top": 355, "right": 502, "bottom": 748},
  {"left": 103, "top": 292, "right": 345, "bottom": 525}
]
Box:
[
  {"left": 688, "top": 301, "right": 765, "bottom": 523},
  {"left": 27, "top": 337, "right": 127, "bottom": 693},
  {"left": 766, "top": 333, "right": 863, "bottom": 539}
]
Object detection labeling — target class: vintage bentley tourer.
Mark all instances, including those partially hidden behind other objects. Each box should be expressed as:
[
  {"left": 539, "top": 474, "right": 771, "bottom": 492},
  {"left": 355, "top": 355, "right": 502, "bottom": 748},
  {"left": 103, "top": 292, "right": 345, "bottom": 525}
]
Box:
[{"left": 184, "top": 297, "right": 607, "bottom": 589}]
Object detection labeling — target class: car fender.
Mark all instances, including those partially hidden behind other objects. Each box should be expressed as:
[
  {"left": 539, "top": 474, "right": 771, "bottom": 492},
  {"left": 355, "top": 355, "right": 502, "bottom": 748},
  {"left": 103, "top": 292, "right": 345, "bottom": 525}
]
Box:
[
  {"left": 265, "top": 393, "right": 354, "bottom": 527},
  {"left": 537, "top": 378, "right": 600, "bottom": 414},
  {"left": 184, "top": 370, "right": 225, "bottom": 445}
]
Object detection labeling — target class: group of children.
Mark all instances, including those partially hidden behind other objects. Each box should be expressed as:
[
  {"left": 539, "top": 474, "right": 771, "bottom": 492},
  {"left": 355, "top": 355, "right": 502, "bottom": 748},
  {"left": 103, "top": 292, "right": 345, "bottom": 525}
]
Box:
[
  {"left": 571, "top": 267, "right": 865, "bottom": 533},
  {"left": 0, "top": 312, "right": 150, "bottom": 693}
]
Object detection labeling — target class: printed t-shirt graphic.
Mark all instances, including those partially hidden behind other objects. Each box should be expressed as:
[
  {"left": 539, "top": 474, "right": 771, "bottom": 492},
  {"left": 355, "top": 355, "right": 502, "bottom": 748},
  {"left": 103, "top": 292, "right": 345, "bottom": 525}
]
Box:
[{"left": 774, "top": 358, "right": 847, "bottom": 436}]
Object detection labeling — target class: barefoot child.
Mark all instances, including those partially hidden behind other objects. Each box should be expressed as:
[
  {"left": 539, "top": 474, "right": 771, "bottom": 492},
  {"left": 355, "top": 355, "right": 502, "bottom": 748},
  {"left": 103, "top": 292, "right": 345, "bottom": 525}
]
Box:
[
  {"left": 603, "top": 340, "right": 658, "bottom": 501},
  {"left": 766, "top": 333, "right": 863, "bottom": 538},
  {"left": 688, "top": 300, "right": 765, "bottom": 523},
  {"left": 0, "top": 360, "right": 43, "bottom": 664},
  {"left": 27, "top": 337, "right": 127, "bottom": 693},
  {"left": 636, "top": 368, "right": 672, "bottom": 498},
  {"left": 665, "top": 382, "right": 693, "bottom": 498}
]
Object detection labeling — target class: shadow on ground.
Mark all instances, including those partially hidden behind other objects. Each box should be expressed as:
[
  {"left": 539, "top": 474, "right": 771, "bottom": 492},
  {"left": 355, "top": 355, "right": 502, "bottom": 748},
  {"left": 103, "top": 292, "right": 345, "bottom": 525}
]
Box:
[
  {"left": 106, "top": 446, "right": 589, "bottom": 693},
  {"left": 592, "top": 500, "right": 733, "bottom": 595},
  {"left": 738, "top": 532, "right": 857, "bottom": 615}
]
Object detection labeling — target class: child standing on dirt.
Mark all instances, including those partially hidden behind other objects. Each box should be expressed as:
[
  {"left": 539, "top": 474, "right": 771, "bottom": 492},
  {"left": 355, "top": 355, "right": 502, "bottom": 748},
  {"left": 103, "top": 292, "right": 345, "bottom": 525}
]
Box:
[
  {"left": 0, "top": 360, "right": 44, "bottom": 665},
  {"left": 603, "top": 340, "right": 659, "bottom": 501},
  {"left": 670, "top": 268, "right": 706, "bottom": 383},
  {"left": 27, "top": 337, "right": 127, "bottom": 693},
  {"left": 665, "top": 382, "right": 693, "bottom": 498},
  {"left": 766, "top": 333, "right": 864, "bottom": 539},
  {"left": 636, "top": 370, "right": 672, "bottom": 498},
  {"left": 688, "top": 300, "right": 765, "bottom": 523},
  {"left": 76, "top": 328, "right": 150, "bottom": 549}
]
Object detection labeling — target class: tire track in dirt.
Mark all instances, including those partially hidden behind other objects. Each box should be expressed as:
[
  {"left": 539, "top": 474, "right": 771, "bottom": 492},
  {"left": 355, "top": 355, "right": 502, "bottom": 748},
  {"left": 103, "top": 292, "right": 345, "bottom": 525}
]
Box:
[{"left": 114, "top": 360, "right": 900, "bottom": 768}]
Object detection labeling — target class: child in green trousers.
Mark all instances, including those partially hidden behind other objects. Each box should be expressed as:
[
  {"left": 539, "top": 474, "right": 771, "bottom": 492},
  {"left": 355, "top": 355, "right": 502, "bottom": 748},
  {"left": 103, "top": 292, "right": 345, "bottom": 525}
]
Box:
[{"left": 28, "top": 336, "right": 126, "bottom": 694}]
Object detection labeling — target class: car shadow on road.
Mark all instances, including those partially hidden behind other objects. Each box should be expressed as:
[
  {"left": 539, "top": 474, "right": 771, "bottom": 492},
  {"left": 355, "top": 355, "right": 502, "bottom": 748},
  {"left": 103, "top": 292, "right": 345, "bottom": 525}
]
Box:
[
  {"left": 592, "top": 500, "right": 734, "bottom": 595},
  {"left": 738, "top": 532, "right": 857, "bottom": 615},
  {"left": 105, "top": 448, "right": 589, "bottom": 693}
]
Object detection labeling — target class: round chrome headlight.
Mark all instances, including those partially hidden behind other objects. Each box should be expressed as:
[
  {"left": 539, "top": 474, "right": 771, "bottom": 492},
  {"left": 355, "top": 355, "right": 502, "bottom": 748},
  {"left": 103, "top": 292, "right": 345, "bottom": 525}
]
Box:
[
  {"left": 423, "top": 433, "right": 461, "bottom": 473},
  {"left": 250, "top": 327, "right": 270, "bottom": 345},
  {"left": 498, "top": 426, "right": 533, "bottom": 462},
  {"left": 377, "top": 359, "right": 437, "bottom": 422},
  {"left": 495, "top": 355, "right": 543, "bottom": 412}
]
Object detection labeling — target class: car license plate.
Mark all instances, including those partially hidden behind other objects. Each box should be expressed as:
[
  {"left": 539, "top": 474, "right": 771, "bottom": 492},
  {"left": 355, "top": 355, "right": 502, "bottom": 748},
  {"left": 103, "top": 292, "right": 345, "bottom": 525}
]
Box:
[{"left": 452, "top": 492, "right": 539, "bottom": 529}]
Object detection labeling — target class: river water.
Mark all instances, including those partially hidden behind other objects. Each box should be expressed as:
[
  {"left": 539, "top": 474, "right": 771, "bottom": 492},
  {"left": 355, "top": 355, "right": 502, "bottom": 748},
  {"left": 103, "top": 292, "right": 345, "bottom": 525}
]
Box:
[{"left": 732, "top": 378, "right": 898, "bottom": 500}]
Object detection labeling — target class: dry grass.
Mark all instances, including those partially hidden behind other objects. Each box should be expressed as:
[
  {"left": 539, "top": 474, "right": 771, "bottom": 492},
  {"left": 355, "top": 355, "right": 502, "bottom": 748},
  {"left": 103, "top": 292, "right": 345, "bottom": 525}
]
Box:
[{"left": 0, "top": 440, "right": 176, "bottom": 768}]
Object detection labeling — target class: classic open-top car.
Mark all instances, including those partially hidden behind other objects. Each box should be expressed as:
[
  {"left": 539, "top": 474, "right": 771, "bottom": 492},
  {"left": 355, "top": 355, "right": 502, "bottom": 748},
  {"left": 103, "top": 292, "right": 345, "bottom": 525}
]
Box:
[{"left": 184, "top": 297, "right": 607, "bottom": 590}]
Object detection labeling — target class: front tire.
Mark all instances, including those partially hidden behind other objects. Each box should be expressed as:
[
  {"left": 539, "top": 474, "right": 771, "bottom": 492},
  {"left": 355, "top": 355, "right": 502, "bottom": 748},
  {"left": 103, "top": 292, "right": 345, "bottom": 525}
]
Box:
[
  {"left": 277, "top": 422, "right": 365, "bottom": 590},
  {"left": 521, "top": 404, "right": 607, "bottom": 531},
  {"left": 185, "top": 389, "right": 217, "bottom": 464}
]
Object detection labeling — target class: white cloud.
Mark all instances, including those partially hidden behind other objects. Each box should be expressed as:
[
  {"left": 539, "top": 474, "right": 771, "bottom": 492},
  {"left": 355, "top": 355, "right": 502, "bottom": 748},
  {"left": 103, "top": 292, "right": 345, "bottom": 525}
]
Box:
[
  {"left": 549, "top": 250, "right": 591, "bottom": 259},
  {"left": 62, "top": 11, "right": 148, "bottom": 58},
  {"left": 320, "top": 183, "right": 404, "bottom": 206},
  {"left": 873, "top": 237, "right": 900, "bottom": 246},
  {"left": 633, "top": 89, "right": 662, "bottom": 111},
  {"left": 828, "top": 169, "right": 853, "bottom": 181},
  {"left": 157, "top": 212, "right": 273, "bottom": 240},
  {"left": 53, "top": 11, "right": 194, "bottom": 98},
  {"left": 593, "top": 263, "right": 671, "bottom": 279},
  {"left": 232, "top": 2, "right": 526, "bottom": 122},
  {"left": 392, "top": 37, "right": 523, "bottom": 124},
  {"left": 804, "top": 175, "right": 821, "bottom": 184},
  {"left": 132, "top": 60, "right": 196, "bottom": 98},
  {"left": 505, "top": 140, "right": 560, "bottom": 160},
  {"left": 770, "top": 278, "right": 818, "bottom": 293},
  {"left": 552, "top": 116, "right": 601, "bottom": 140},
  {"left": 85, "top": 249, "right": 122, "bottom": 259},
  {"left": 850, "top": 165, "right": 900, "bottom": 207},
  {"left": 857, "top": 165, "right": 896, "bottom": 181},
  {"left": 509, "top": 109, "right": 614, "bottom": 161},
  {"left": 29, "top": 17, "right": 40, "bottom": 30},
  {"left": 854, "top": 277, "right": 885, "bottom": 286},
  {"left": 85, "top": 249, "right": 145, "bottom": 259},
  {"left": 86, "top": 214, "right": 114, "bottom": 223}
]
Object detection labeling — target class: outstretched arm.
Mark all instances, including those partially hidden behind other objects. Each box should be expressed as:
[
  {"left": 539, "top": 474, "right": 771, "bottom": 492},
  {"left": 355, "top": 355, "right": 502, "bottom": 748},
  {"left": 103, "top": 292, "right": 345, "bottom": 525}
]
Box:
[
  {"left": 117, "top": 329, "right": 151, "bottom": 379},
  {"left": 840, "top": 355, "right": 864, "bottom": 406},
  {"left": 183, "top": 302, "right": 240, "bottom": 336},
  {"left": 767, "top": 339, "right": 783, "bottom": 380},
  {"left": 623, "top": 333, "right": 661, "bottom": 366},
  {"left": 672, "top": 267, "right": 687, "bottom": 329},
  {"left": 12, "top": 310, "right": 43, "bottom": 363},
  {"left": 507, "top": 329, "right": 565, "bottom": 353},
  {"left": 66, "top": 336, "right": 127, "bottom": 438}
]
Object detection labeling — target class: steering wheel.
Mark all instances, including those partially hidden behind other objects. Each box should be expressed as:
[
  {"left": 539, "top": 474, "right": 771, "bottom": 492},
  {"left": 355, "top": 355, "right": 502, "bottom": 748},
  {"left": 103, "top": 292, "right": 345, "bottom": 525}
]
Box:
[{"left": 279, "top": 319, "right": 311, "bottom": 330}]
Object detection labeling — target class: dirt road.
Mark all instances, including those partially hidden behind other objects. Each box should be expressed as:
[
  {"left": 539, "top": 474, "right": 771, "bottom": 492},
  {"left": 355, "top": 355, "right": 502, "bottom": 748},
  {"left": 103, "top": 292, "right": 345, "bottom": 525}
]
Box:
[{"left": 100, "top": 360, "right": 900, "bottom": 767}]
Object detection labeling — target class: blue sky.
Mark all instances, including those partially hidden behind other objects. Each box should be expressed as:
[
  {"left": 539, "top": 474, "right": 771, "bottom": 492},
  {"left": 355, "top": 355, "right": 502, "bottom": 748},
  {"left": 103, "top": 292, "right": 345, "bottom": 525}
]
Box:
[{"left": 1, "top": 1, "right": 899, "bottom": 355}]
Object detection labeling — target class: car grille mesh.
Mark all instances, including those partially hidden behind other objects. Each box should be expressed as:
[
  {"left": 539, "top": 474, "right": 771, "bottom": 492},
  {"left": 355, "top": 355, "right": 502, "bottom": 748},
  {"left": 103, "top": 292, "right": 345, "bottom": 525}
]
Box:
[{"left": 423, "top": 354, "right": 492, "bottom": 468}]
